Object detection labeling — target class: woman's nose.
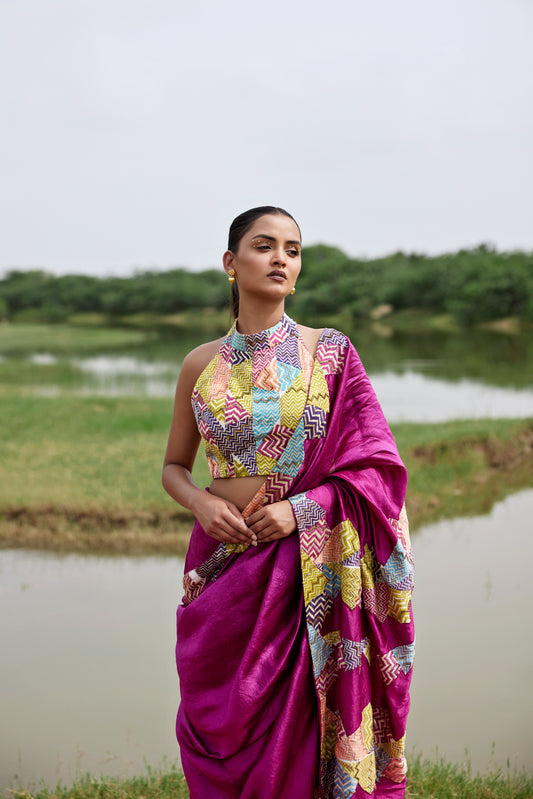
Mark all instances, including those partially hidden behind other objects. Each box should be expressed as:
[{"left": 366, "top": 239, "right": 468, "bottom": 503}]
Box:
[{"left": 271, "top": 248, "right": 286, "bottom": 265}]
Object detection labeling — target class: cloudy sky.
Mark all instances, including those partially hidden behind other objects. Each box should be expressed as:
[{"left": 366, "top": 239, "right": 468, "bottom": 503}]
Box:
[{"left": 1, "top": 0, "right": 531, "bottom": 276}]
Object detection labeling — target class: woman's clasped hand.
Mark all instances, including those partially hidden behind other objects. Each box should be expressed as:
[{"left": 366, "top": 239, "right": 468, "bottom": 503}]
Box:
[
  {"left": 246, "top": 500, "right": 297, "bottom": 542},
  {"left": 191, "top": 492, "right": 296, "bottom": 546},
  {"left": 190, "top": 491, "right": 254, "bottom": 545}
]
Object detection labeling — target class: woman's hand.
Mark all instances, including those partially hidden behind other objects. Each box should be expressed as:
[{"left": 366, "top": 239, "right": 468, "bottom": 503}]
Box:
[
  {"left": 245, "top": 500, "right": 297, "bottom": 543},
  {"left": 192, "top": 492, "right": 257, "bottom": 547}
]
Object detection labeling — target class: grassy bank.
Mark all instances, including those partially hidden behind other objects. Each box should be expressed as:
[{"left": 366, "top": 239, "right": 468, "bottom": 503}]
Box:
[
  {"left": 7, "top": 758, "right": 533, "bottom": 799},
  {"left": 1, "top": 394, "right": 532, "bottom": 554},
  {"left": 0, "top": 322, "right": 153, "bottom": 355}
]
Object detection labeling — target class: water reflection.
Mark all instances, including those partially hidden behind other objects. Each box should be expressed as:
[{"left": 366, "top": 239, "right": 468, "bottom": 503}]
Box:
[
  {"left": 373, "top": 371, "right": 533, "bottom": 422},
  {"left": 30, "top": 353, "right": 57, "bottom": 366},
  {"left": 0, "top": 553, "right": 182, "bottom": 792},
  {"left": 3, "top": 324, "right": 533, "bottom": 414},
  {"left": 409, "top": 489, "right": 533, "bottom": 773},
  {"left": 73, "top": 355, "right": 176, "bottom": 377},
  {"left": 1, "top": 490, "right": 532, "bottom": 790},
  {"left": 72, "top": 355, "right": 178, "bottom": 398},
  {"left": 351, "top": 326, "right": 533, "bottom": 389},
  {"left": 10, "top": 351, "right": 533, "bottom": 421}
]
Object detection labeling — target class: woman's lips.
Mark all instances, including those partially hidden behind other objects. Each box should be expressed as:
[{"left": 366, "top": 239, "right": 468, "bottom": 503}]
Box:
[{"left": 268, "top": 271, "right": 287, "bottom": 281}]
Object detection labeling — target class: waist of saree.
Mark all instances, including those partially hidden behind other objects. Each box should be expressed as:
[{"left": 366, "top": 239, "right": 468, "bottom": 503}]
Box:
[{"left": 183, "top": 475, "right": 295, "bottom": 605}]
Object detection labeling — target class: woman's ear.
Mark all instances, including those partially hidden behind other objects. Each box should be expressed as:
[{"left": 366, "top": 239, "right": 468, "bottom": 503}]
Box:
[{"left": 222, "top": 250, "right": 235, "bottom": 276}]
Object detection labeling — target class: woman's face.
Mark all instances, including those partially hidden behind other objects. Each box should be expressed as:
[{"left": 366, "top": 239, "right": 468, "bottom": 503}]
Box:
[{"left": 225, "top": 214, "right": 301, "bottom": 302}]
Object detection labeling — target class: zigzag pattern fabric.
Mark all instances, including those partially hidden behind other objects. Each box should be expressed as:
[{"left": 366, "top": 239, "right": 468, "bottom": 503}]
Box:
[
  {"left": 178, "top": 323, "right": 414, "bottom": 798},
  {"left": 191, "top": 314, "right": 328, "bottom": 479},
  {"left": 285, "top": 341, "right": 414, "bottom": 798},
  {"left": 291, "top": 494, "right": 414, "bottom": 796}
]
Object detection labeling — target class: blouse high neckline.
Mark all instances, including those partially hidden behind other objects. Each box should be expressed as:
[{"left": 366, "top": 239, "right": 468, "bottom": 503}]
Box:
[{"left": 229, "top": 313, "right": 296, "bottom": 354}]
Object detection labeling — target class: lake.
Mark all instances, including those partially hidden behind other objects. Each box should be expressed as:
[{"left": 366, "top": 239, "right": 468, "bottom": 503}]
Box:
[
  {"left": 5, "top": 321, "right": 533, "bottom": 422},
  {"left": 17, "top": 352, "right": 533, "bottom": 421},
  {"left": 2, "top": 489, "right": 532, "bottom": 791}
]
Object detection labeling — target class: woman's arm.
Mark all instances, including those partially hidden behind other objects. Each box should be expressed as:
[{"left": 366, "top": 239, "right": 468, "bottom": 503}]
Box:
[{"left": 162, "top": 347, "right": 256, "bottom": 547}]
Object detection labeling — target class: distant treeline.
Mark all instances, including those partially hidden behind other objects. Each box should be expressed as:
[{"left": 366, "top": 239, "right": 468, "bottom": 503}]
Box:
[{"left": 1, "top": 244, "right": 532, "bottom": 325}]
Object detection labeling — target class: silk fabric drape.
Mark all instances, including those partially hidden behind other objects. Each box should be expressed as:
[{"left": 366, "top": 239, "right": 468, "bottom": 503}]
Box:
[{"left": 176, "top": 330, "right": 414, "bottom": 798}]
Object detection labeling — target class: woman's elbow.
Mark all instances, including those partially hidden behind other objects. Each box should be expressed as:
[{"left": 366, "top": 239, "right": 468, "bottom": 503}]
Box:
[{"left": 161, "top": 462, "right": 173, "bottom": 494}]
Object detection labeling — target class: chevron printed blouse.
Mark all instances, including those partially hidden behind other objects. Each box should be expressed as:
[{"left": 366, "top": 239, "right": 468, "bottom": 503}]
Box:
[{"left": 191, "top": 314, "right": 329, "bottom": 479}]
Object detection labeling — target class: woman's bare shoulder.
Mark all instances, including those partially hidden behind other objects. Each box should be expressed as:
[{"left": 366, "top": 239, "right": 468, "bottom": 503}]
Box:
[
  {"left": 180, "top": 336, "right": 226, "bottom": 384},
  {"left": 296, "top": 323, "right": 324, "bottom": 359}
]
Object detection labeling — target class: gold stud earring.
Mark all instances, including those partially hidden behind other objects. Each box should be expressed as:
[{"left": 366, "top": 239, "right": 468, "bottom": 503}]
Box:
[
  {"left": 290, "top": 286, "right": 296, "bottom": 295},
  {"left": 228, "top": 269, "right": 236, "bottom": 284}
]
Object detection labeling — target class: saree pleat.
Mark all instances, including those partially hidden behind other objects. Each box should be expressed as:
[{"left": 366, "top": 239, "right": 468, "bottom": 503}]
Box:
[{"left": 176, "top": 531, "right": 320, "bottom": 798}]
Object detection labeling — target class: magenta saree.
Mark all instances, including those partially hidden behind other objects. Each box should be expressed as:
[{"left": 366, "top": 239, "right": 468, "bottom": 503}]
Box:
[{"left": 176, "top": 330, "right": 415, "bottom": 798}]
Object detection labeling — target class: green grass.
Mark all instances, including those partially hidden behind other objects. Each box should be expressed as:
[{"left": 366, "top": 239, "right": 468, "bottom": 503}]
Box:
[
  {"left": 1, "top": 395, "right": 530, "bottom": 515},
  {"left": 0, "top": 395, "right": 177, "bottom": 509},
  {"left": 406, "top": 753, "right": 533, "bottom": 798},
  {"left": 0, "top": 358, "right": 86, "bottom": 389},
  {"left": 0, "top": 323, "right": 152, "bottom": 355},
  {"left": 393, "top": 417, "right": 528, "bottom": 448},
  {"left": 394, "top": 418, "right": 533, "bottom": 524},
  {"left": 7, "top": 765, "right": 189, "bottom": 799},
  {"left": 0, "top": 395, "right": 206, "bottom": 553},
  {"left": 0, "top": 393, "right": 532, "bottom": 554},
  {"left": 7, "top": 758, "right": 533, "bottom": 799}
]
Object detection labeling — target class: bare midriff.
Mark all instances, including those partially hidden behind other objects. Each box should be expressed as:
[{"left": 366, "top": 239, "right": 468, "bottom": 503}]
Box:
[{"left": 209, "top": 476, "right": 268, "bottom": 512}]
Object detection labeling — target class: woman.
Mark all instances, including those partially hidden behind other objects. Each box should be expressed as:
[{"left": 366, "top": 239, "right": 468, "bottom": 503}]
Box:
[{"left": 162, "top": 206, "right": 414, "bottom": 799}]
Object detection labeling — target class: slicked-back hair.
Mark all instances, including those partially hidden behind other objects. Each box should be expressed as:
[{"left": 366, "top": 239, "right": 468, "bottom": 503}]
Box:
[{"left": 227, "top": 206, "right": 301, "bottom": 318}]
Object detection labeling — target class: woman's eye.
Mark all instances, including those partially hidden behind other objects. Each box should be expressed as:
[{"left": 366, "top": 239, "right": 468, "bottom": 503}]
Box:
[
  {"left": 287, "top": 249, "right": 300, "bottom": 257},
  {"left": 256, "top": 244, "right": 271, "bottom": 250}
]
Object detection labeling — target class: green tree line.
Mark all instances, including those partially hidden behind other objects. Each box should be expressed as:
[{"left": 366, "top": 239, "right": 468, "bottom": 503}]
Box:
[{"left": 1, "top": 244, "right": 532, "bottom": 325}]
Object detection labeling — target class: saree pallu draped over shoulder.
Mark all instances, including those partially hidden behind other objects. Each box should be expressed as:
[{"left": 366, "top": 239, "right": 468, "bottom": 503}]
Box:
[{"left": 176, "top": 330, "right": 415, "bottom": 799}]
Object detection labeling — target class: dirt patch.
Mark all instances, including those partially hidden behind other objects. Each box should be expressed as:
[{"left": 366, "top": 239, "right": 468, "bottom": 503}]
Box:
[
  {"left": 411, "top": 426, "right": 533, "bottom": 469},
  {"left": 0, "top": 505, "right": 195, "bottom": 555}
]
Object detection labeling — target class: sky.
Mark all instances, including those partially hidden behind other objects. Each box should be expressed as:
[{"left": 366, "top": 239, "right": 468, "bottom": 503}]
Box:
[{"left": 1, "top": 0, "right": 532, "bottom": 277}]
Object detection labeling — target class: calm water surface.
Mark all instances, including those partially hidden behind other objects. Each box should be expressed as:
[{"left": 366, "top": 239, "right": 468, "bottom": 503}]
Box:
[
  {"left": 4, "top": 324, "right": 531, "bottom": 420},
  {"left": 408, "top": 489, "right": 533, "bottom": 772},
  {"left": 23, "top": 353, "right": 533, "bottom": 421},
  {"left": 0, "top": 554, "right": 181, "bottom": 791},
  {"left": 2, "top": 490, "right": 532, "bottom": 790}
]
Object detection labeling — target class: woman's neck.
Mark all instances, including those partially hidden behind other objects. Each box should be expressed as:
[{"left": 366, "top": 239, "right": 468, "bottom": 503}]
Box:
[{"left": 235, "top": 302, "right": 286, "bottom": 336}]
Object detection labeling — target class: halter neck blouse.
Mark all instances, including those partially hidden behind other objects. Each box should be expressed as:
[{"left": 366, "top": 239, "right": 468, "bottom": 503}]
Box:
[
  {"left": 191, "top": 314, "right": 329, "bottom": 479},
  {"left": 229, "top": 314, "right": 291, "bottom": 355}
]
